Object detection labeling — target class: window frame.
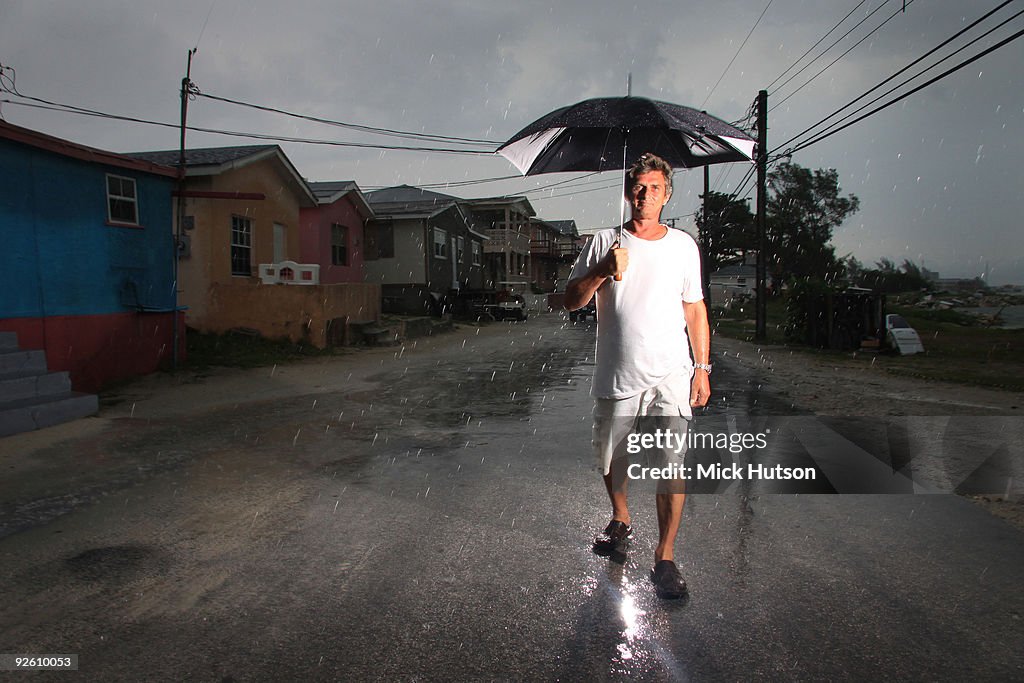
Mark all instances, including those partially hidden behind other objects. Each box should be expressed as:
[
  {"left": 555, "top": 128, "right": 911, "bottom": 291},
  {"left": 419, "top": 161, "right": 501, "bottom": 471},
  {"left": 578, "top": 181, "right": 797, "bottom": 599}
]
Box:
[
  {"left": 231, "top": 215, "right": 253, "bottom": 277},
  {"left": 331, "top": 223, "right": 349, "bottom": 266},
  {"left": 433, "top": 228, "right": 448, "bottom": 260},
  {"left": 105, "top": 173, "right": 140, "bottom": 226}
]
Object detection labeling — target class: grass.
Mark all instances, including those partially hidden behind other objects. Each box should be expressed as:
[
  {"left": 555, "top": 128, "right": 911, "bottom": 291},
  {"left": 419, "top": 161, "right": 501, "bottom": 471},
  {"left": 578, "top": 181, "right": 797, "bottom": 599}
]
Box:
[
  {"left": 185, "top": 328, "right": 343, "bottom": 370},
  {"left": 712, "top": 297, "right": 1024, "bottom": 392},
  {"left": 711, "top": 297, "right": 789, "bottom": 346}
]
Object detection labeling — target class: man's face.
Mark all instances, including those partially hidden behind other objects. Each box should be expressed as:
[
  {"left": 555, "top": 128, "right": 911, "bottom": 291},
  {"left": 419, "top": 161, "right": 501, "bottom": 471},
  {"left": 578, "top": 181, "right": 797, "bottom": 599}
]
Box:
[{"left": 628, "top": 170, "right": 672, "bottom": 221}]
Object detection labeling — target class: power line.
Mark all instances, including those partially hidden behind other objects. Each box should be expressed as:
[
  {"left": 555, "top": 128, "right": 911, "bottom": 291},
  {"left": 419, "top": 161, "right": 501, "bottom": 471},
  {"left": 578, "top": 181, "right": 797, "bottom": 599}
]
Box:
[
  {"left": 701, "top": 0, "right": 773, "bottom": 109},
  {"left": 194, "top": 0, "right": 216, "bottom": 50},
  {"left": 528, "top": 179, "right": 623, "bottom": 202},
  {"left": 363, "top": 174, "right": 523, "bottom": 190},
  {"left": 774, "top": 1, "right": 1022, "bottom": 155},
  {"left": 0, "top": 97, "right": 494, "bottom": 155},
  {"left": 195, "top": 90, "right": 498, "bottom": 146},
  {"left": 771, "top": 0, "right": 912, "bottom": 110},
  {"left": 787, "top": 25, "right": 1024, "bottom": 155},
  {"left": 765, "top": 0, "right": 869, "bottom": 91}
]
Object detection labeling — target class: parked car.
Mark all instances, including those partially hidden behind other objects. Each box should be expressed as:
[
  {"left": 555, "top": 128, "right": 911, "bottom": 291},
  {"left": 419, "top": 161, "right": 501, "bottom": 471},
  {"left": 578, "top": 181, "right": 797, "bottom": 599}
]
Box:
[
  {"left": 885, "top": 314, "right": 925, "bottom": 355},
  {"left": 569, "top": 297, "right": 596, "bottom": 322},
  {"left": 495, "top": 294, "right": 527, "bottom": 321}
]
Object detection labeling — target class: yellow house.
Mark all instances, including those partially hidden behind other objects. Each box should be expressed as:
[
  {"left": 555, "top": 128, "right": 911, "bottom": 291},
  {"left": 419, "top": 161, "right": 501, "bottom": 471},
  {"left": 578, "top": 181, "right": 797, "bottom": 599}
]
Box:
[{"left": 128, "top": 145, "right": 379, "bottom": 345}]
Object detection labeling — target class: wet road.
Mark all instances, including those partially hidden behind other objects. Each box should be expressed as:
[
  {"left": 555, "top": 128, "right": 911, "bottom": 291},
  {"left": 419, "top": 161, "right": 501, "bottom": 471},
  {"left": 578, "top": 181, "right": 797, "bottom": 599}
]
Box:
[{"left": 0, "top": 314, "right": 1022, "bottom": 681}]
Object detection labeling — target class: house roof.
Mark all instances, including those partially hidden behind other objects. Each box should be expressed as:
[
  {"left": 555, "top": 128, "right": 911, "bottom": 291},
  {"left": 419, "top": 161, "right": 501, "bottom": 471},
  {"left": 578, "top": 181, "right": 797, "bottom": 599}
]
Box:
[
  {"left": 460, "top": 195, "right": 536, "bottom": 218},
  {"left": 0, "top": 120, "right": 178, "bottom": 178},
  {"left": 124, "top": 145, "right": 277, "bottom": 169},
  {"left": 546, "top": 220, "right": 579, "bottom": 237},
  {"left": 367, "top": 185, "right": 488, "bottom": 240},
  {"left": 309, "top": 180, "right": 357, "bottom": 201},
  {"left": 365, "top": 185, "right": 462, "bottom": 213},
  {"left": 307, "top": 180, "right": 374, "bottom": 218},
  {"left": 126, "top": 144, "right": 316, "bottom": 206}
]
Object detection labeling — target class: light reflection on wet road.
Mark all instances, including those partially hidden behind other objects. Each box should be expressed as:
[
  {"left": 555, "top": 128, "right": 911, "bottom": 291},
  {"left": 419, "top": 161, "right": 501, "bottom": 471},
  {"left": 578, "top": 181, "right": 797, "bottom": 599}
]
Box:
[{"left": 0, "top": 314, "right": 1021, "bottom": 680}]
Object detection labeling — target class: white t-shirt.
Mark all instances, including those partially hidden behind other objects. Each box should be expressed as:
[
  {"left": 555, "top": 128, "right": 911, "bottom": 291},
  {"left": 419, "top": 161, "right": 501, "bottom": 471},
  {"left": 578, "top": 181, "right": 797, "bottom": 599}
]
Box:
[{"left": 569, "top": 226, "right": 704, "bottom": 399}]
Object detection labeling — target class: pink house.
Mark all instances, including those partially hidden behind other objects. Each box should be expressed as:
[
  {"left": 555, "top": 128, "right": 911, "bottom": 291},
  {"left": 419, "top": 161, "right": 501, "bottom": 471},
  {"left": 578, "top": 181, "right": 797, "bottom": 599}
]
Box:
[{"left": 301, "top": 181, "right": 375, "bottom": 283}]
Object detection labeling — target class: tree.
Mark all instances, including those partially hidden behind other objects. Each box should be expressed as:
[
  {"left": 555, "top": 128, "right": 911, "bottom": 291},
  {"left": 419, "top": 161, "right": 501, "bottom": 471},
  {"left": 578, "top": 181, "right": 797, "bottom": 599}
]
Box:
[
  {"left": 853, "top": 258, "right": 932, "bottom": 293},
  {"left": 766, "top": 162, "right": 860, "bottom": 285},
  {"left": 694, "top": 191, "right": 755, "bottom": 273}
]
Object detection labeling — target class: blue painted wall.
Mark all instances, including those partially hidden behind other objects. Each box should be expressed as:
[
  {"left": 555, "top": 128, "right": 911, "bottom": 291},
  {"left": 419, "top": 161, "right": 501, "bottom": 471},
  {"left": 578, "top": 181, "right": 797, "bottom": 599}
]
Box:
[{"left": 1, "top": 137, "right": 175, "bottom": 318}]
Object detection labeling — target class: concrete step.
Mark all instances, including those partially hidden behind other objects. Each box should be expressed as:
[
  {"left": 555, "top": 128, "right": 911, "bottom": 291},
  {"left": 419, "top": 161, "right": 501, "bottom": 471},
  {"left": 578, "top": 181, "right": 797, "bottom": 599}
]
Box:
[
  {"left": 0, "top": 392, "right": 99, "bottom": 438},
  {"left": 0, "top": 371, "right": 73, "bottom": 404},
  {"left": 0, "top": 332, "right": 18, "bottom": 352},
  {"left": 0, "top": 350, "right": 48, "bottom": 378}
]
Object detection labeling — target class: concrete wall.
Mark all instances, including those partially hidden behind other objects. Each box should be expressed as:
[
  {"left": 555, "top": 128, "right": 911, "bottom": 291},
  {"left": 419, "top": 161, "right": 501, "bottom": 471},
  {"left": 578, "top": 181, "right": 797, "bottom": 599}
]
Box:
[
  {"left": 203, "top": 282, "right": 381, "bottom": 348},
  {"left": 1, "top": 312, "right": 184, "bottom": 392}
]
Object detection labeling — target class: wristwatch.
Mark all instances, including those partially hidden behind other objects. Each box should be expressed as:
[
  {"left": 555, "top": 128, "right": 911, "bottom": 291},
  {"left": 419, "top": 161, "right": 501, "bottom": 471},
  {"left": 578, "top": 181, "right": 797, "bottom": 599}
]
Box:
[{"left": 694, "top": 362, "right": 713, "bottom": 375}]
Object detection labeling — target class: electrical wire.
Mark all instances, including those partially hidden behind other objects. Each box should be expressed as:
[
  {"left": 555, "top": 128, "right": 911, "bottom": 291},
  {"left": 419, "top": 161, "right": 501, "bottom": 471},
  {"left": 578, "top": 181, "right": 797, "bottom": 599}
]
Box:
[
  {"left": 765, "top": 0, "right": 869, "bottom": 92},
  {"left": 196, "top": 90, "right": 498, "bottom": 146},
  {"left": 527, "top": 179, "right": 624, "bottom": 202},
  {"left": 0, "top": 98, "right": 495, "bottom": 155},
  {"left": 787, "top": 25, "right": 1024, "bottom": 155},
  {"left": 771, "top": 0, "right": 916, "bottom": 111},
  {"left": 774, "top": 1, "right": 1022, "bottom": 155},
  {"left": 701, "top": 0, "right": 774, "bottom": 109},
  {"left": 363, "top": 174, "right": 523, "bottom": 190}
]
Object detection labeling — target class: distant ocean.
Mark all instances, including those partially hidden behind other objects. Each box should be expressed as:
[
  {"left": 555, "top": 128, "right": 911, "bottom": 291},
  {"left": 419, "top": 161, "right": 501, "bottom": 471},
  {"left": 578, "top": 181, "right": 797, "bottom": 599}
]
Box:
[{"left": 958, "top": 305, "right": 1024, "bottom": 329}]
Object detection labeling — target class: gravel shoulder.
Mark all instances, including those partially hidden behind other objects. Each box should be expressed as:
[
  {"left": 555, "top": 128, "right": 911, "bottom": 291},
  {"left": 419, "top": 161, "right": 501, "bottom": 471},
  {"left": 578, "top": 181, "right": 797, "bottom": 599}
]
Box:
[{"left": 713, "top": 333, "right": 1024, "bottom": 529}]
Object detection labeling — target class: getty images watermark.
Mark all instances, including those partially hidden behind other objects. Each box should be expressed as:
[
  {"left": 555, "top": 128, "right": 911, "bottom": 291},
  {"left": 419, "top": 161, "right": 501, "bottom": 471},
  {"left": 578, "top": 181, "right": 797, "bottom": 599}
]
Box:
[
  {"left": 615, "top": 416, "right": 1023, "bottom": 495},
  {"left": 624, "top": 426, "right": 818, "bottom": 482}
]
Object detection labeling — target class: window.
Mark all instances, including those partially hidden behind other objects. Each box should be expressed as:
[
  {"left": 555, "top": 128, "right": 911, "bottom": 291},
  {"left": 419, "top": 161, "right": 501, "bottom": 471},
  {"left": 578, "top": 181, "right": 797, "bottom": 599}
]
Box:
[
  {"left": 433, "top": 228, "right": 447, "bottom": 259},
  {"left": 471, "top": 241, "right": 482, "bottom": 266},
  {"left": 365, "top": 221, "right": 394, "bottom": 260},
  {"left": 331, "top": 223, "right": 349, "bottom": 266},
  {"left": 231, "top": 215, "right": 253, "bottom": 276},
  {"left": 106, "top": 174, "right": 139, "bottom": 225},
  {"left": 457, "top": 236, "right": 465, "bottom": 262}
]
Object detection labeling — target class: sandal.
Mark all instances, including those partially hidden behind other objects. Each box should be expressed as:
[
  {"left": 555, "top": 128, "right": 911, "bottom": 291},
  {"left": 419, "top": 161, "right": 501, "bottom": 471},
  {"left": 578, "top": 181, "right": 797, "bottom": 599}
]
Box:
[
  {"left": 650, "top": 560, "right": 688, "bottom": 599},
  {"left": 593, "top": 520, "right": 632, "bottom": 553}
]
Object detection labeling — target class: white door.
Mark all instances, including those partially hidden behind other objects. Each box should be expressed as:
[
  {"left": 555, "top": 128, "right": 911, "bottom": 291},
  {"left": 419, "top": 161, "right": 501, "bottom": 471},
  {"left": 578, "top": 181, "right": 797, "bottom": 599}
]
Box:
[{"left": 273, "top": 223, "right": 286, "bottom": 263}]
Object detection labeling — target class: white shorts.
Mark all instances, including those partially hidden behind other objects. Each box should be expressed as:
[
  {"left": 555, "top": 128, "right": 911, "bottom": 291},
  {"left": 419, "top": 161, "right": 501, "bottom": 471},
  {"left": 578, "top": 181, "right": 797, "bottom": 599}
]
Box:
[{"left": 592, "top": 370, "right": 693, "bottom": 476}]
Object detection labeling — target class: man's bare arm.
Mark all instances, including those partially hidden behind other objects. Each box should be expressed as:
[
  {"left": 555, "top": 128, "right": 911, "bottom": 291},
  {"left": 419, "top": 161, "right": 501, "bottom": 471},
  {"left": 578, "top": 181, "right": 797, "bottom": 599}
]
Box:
[
  {"left": 564, "top": 242, "right": 628, "bottom": 310},
  {"left": 683, "top": 299, "right": 711, "bottom": 407}
]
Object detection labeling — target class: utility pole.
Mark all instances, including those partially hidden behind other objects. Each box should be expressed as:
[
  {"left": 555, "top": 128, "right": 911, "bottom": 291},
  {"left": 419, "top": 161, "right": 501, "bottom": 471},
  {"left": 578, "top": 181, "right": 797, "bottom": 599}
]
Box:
[
  {"left": 173, "top": 48, "right": 196, "bottom": 370},
  {"left": 755, "top": 89, "right": 768, "bottom": 341}
]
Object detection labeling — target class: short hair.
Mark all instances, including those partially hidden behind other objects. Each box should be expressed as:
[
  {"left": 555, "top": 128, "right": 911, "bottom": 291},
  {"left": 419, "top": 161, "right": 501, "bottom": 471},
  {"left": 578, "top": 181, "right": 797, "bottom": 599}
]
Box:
[{"left": 625, "top": 153, "right": 673, "bottom": 195}]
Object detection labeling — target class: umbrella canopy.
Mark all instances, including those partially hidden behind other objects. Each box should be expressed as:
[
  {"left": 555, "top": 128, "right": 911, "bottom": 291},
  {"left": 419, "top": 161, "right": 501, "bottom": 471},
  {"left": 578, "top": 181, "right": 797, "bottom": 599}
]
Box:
[{"left": 497, "top": 96, "right": 755, "bottom": 175}]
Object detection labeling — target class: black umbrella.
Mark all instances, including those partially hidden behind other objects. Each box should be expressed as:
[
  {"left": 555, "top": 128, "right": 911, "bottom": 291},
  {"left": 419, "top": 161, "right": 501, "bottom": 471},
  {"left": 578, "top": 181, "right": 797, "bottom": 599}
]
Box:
[
  {"left": 497, "top": 95, "right": 755, "bottom": 280},
  {"left": 497, "top": 96, "right": 754, "bottom": 176}
]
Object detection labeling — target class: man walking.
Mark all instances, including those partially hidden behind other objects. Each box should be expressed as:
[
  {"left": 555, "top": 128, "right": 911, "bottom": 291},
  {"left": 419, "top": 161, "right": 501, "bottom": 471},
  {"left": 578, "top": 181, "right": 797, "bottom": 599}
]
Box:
[{"left": 564, "top": 152, "right": 711, "bottom": 599}]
